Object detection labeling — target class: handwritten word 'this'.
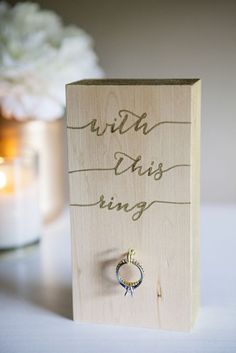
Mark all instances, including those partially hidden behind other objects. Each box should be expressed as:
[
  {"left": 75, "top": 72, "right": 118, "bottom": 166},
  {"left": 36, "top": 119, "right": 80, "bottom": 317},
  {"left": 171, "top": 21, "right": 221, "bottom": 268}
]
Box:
[{"left": 69, "top": 151, "right": 190, "bottom": 181}]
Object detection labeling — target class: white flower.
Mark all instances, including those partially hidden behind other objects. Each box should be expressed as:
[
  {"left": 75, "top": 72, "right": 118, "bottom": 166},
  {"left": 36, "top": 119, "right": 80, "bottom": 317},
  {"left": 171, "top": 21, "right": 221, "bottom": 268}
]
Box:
[{"left": 0, "top": 2, "right": 103, "bottom": 121}]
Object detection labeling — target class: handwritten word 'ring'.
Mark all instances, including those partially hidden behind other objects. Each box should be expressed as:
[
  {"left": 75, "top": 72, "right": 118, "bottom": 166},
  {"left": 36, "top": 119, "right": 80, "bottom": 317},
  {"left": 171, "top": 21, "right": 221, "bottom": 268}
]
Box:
[{"left": 116, "top": 248, "right": 144, "bottom": 296}]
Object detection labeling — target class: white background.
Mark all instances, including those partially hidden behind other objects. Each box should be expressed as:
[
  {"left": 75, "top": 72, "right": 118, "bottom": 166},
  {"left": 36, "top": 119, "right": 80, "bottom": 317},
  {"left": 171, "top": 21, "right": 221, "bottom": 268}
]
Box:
[
  {"left": 0, "top": 206, "right": 235, "bottom": 353},
  {"left": 9, "top": 0, "right": 236, "bottom": 202}
]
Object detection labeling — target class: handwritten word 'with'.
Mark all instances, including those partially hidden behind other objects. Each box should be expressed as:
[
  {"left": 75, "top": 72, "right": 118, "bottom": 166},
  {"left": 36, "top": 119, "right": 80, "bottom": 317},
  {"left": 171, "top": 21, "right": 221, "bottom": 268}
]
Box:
[{"left": 67, "top": 109, "right": 191, "bottom": 136}]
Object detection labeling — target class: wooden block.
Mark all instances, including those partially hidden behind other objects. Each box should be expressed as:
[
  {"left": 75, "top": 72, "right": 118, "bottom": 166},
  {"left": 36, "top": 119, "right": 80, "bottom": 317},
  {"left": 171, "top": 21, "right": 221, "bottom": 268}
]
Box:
[{"left": 66, "top": 79, "right": 201, "bottom": 331}]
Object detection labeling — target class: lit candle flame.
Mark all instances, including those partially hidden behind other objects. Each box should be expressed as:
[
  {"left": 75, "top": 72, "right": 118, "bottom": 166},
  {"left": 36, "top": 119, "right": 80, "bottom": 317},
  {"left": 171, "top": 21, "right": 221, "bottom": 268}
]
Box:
[{"left": 0, "top": 171, "right": 7, "bottom": 189}]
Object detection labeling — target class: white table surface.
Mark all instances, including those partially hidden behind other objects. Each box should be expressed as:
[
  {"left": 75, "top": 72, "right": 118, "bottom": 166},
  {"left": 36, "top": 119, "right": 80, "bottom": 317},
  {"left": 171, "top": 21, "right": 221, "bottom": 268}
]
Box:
[{"left": 0, "top": 205, "right": 236, "bottom": 353}]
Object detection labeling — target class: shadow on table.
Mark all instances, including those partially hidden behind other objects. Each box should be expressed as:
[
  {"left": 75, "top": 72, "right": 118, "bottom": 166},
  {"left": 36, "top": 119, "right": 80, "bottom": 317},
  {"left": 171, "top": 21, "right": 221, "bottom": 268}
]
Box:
[{"left": 0, "top": 250, "right": 73, "bottom": 320}]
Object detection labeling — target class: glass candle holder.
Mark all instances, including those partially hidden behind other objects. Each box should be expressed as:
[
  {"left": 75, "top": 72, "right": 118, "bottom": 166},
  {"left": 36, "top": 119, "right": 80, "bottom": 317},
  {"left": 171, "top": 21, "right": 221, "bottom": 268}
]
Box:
[{"left": 0, "top": 150, "right": 42, "bottom": 251}]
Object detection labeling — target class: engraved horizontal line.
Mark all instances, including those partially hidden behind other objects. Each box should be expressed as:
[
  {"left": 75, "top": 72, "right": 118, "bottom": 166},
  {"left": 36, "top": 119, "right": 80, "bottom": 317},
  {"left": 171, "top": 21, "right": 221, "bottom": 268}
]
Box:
[
  {"left": 70, "top": 200, "right": 191, "bottom": 206},
  {"left": 69, "top": 167, "right": 114, "bottom": 174},
  {"left": 68, "top": 164, "right": 190, "bottom": 175},
  {"left": 67, "top": 121, "right": 191, "bottom": 130}
]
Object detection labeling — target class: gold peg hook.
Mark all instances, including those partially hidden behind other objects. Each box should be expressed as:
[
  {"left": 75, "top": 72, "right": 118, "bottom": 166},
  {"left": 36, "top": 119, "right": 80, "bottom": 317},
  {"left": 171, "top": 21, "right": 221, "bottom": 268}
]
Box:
[{"left": 127, "top": 248, "right": 136, "bottom": 263}]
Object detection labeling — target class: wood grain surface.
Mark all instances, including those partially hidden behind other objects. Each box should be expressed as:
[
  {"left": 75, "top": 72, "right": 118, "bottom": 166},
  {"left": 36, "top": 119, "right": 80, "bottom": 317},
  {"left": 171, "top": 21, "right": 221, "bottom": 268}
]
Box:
[{"left": 66, "top": 79, "right": 201, "bottom": 331}]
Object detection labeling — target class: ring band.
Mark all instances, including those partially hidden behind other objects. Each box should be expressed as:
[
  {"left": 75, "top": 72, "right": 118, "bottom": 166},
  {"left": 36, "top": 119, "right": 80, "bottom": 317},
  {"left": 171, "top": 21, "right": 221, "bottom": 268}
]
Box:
[{"left": 116, "top": 249, "right": 144, "bottom": 296}]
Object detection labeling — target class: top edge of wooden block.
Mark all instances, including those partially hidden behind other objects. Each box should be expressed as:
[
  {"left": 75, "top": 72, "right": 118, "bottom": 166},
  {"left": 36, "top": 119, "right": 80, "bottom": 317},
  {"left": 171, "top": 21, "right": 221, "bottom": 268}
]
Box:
[{"left": 67, "top": 79, "right": 201, "bottom": 87}]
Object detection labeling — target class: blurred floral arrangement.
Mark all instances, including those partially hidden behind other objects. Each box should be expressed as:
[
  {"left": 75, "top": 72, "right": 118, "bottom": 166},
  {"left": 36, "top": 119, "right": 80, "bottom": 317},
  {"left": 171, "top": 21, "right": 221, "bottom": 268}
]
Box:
[{"left": 0, "top": 2, "right": 103, "bottom": 121}]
